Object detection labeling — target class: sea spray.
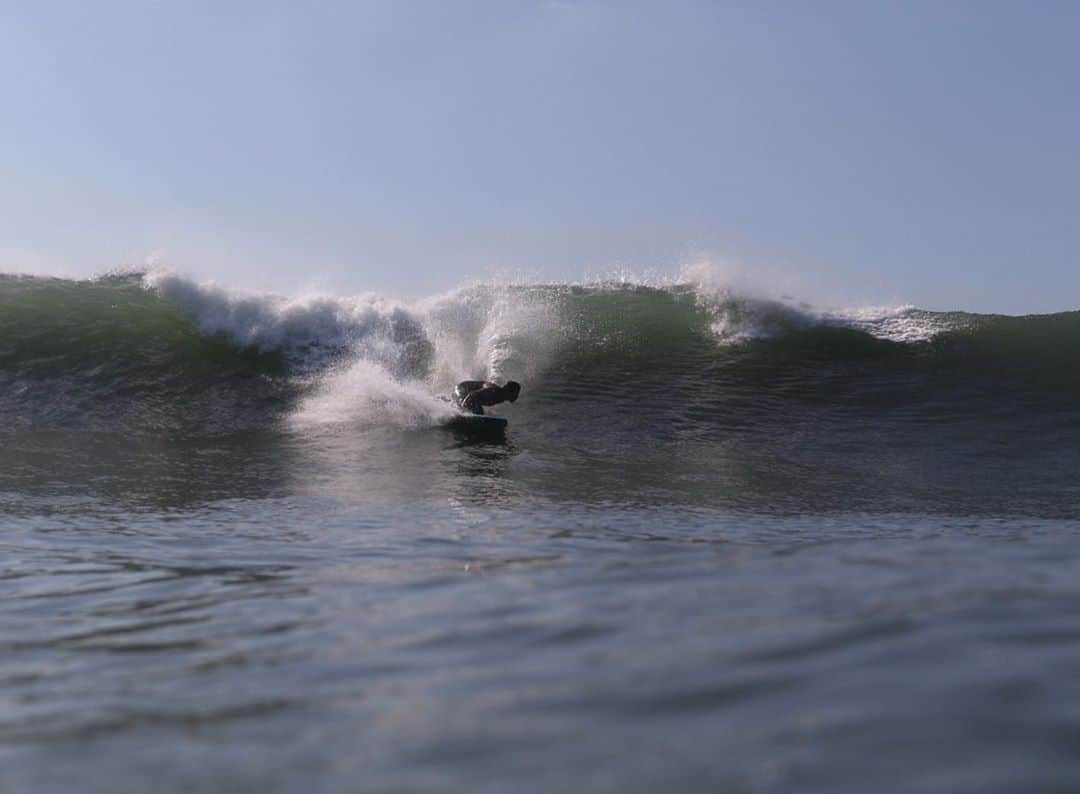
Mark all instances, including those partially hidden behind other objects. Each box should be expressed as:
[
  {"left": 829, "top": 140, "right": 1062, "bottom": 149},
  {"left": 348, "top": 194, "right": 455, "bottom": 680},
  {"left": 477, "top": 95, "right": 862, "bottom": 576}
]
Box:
[
  {"left": 288, "top": 359, "right": 454, "bottom": 430},
  {"left": 418, "top": 283, "right": 561, "bottom": 393}
]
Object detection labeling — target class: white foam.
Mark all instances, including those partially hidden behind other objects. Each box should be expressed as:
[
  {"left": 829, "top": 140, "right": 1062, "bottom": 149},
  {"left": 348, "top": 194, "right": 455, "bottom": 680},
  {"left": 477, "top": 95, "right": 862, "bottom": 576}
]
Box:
[
  {"left": 145, "top": 270, "right": 427, "bottom": 375},
  {"left": 680, "top": 259, "right": 947, "bottom": 344},
  {"left": 144, "top": 271, "right": 557, "bottom": 429},
  {"left": 823, "top": 306, "right": 942, "bottom": 343}
]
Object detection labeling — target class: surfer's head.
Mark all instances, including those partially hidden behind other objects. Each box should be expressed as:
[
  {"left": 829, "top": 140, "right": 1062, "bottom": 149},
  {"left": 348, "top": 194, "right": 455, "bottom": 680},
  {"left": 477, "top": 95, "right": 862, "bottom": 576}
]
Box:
[{"left": 503, "top": 381, "right": 521, "bottom": 402}]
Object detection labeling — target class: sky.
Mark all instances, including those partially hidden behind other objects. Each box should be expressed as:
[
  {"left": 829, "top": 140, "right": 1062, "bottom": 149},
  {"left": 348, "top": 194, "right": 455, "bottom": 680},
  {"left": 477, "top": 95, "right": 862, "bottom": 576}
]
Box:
[{"left": 0, "top": 0, "right": 1077, "bottom": 313}]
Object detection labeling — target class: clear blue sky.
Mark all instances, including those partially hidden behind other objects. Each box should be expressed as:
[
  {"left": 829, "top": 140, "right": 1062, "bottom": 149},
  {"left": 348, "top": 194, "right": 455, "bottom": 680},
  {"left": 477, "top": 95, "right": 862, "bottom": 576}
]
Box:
[{"left": 1, "top": 0, "right": 1077, "bottom": 312}]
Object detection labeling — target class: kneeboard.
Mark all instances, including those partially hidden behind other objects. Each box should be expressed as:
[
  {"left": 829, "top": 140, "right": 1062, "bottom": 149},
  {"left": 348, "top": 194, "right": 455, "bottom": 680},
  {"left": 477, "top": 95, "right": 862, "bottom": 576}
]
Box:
[{"left": 443, "top": 413, "right": 508, "bottom": 435}]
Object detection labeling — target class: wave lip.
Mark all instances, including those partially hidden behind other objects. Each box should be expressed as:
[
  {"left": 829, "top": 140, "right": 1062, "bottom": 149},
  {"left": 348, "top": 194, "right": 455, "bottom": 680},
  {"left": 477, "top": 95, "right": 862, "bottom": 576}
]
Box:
[{"left": 145, "top": 271, "right": 433, "bottom": 378}]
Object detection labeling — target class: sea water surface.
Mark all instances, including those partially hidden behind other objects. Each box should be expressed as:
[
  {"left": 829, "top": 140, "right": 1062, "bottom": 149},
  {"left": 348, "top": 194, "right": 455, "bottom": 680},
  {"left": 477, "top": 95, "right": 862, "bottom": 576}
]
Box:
[{"left": 2, "top": 271, "right": 1080, "bottom": 792}]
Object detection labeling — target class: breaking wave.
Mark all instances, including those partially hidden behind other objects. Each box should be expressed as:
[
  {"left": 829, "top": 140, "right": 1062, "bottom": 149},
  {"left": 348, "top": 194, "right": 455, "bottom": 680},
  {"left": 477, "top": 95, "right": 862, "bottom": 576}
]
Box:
[{"left": 0, "top": 269, "right": 1077, "bottom": 434}]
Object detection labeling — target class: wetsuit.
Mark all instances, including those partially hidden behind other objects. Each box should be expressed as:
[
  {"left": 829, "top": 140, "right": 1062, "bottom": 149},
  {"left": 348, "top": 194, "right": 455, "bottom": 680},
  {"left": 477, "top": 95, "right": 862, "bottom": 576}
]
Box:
[{"left": 454, "top": 381, "right": 511, "bottom": 415}]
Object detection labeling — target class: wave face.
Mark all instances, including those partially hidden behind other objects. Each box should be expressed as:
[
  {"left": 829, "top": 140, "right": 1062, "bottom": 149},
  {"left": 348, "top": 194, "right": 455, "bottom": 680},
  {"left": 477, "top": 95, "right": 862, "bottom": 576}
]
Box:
[{"left": 1, "top": 271, "right": 1079, "bottom": 435}]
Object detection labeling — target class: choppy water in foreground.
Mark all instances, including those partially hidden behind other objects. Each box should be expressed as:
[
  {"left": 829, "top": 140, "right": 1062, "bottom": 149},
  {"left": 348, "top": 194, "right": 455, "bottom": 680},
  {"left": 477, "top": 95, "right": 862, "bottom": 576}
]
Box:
[{"left": 3, "top": 272, "right": 1080, "bottom": 792}]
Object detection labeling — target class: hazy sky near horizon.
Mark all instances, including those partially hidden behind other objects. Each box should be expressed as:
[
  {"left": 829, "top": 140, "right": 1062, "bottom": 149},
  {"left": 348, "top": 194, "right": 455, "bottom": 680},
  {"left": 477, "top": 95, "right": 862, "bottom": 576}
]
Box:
[{"left": 1, "top": 0, "right": 1077, "bottom": 312}]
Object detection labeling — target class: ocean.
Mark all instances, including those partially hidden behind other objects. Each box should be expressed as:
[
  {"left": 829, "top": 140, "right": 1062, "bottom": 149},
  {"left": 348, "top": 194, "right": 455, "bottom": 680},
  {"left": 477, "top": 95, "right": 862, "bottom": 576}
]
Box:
[{"left": 2, "top": 270, "right": 1080, "bottom": 792}]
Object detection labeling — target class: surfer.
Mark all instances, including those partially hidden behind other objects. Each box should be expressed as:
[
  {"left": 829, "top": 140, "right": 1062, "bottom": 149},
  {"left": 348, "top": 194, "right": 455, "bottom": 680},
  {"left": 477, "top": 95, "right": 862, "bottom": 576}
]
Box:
[{"left": 453, "top": 380, "right": 521, "bottom": 415}]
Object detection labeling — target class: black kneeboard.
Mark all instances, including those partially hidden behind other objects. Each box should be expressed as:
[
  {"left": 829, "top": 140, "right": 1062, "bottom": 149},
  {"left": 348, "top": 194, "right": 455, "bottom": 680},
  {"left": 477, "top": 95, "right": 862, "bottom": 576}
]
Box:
[{"left": 443, "top": 412, "right": 508, "bottom": 436}]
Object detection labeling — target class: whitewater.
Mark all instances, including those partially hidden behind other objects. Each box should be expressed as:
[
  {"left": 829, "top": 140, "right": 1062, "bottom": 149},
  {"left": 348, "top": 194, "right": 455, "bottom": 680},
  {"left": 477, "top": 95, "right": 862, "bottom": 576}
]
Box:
[{"left": 3, "top": 269, "right": 1080, "bottom": 793}]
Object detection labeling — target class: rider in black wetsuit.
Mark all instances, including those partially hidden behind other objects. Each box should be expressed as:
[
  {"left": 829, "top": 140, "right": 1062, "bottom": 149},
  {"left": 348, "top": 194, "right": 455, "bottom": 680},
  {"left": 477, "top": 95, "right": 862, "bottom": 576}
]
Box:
[{"left": 453, "top": 380, "right": 521, "bottom": 415}]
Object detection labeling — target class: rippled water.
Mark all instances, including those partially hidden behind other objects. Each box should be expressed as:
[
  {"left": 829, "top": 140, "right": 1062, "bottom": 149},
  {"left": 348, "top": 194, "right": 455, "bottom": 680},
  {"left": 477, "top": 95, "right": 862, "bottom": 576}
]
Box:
[
  {"left": 4, "top": 422, "right": 1080, "bottom": 794},
  {"left": 4, "top": 273, "right": 1080, "bottom": 791}
]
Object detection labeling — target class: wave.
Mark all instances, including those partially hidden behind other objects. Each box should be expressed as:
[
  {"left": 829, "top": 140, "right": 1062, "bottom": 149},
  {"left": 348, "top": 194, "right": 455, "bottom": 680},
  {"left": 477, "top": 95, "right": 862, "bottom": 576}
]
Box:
[{"left": 0, "top": 270, "right": 1078, "bottom": 433}]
